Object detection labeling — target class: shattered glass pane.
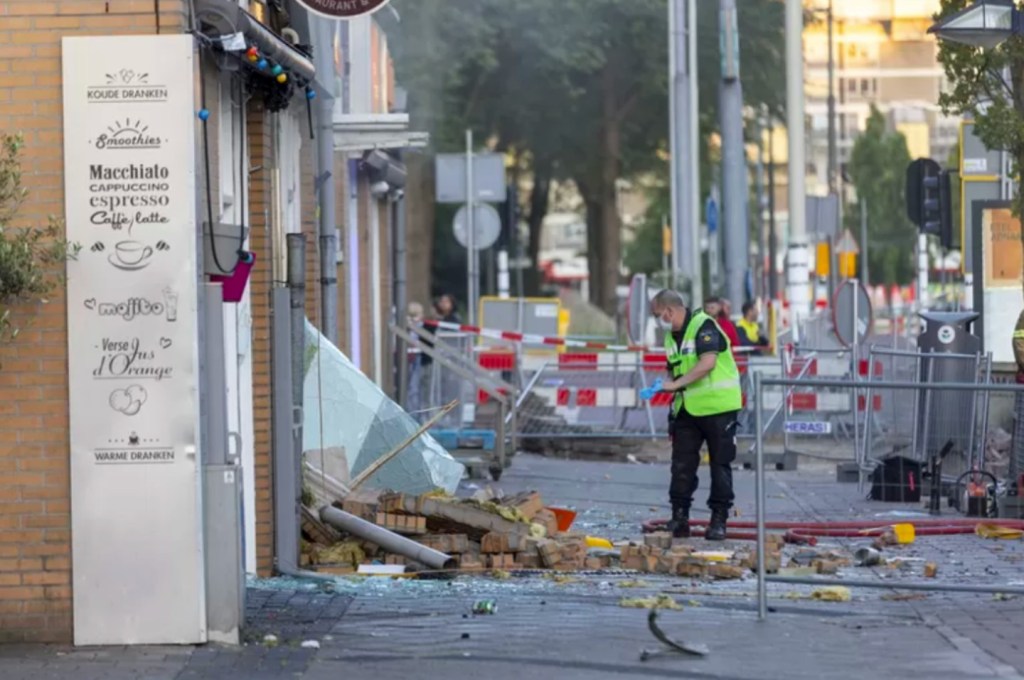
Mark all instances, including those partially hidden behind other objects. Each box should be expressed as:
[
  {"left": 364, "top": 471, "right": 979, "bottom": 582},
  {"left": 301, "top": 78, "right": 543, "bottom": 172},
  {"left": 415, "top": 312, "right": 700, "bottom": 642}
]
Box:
[{"left": 301, "top": 319, "right": 465, "bottom": 495}]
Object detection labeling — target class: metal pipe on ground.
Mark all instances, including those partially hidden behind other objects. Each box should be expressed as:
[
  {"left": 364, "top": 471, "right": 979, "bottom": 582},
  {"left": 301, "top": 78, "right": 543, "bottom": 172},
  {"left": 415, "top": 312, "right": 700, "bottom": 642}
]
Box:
[{"left": 320, "top": 507, "right": 457, "bottom": 570}]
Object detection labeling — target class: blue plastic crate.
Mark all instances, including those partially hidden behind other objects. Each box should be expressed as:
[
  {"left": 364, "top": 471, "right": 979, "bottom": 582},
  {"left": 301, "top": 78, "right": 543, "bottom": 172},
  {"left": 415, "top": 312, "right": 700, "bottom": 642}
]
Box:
[{"left": 429, "top": 428, "right": 496, "bottom": 451}]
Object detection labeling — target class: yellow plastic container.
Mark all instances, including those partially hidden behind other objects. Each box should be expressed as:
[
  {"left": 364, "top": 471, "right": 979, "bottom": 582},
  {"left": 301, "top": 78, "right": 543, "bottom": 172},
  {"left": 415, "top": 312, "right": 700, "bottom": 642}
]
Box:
[
  {"left": 892, "top": 523, "right": 915, "bottom": 544},
  {"left": 691, "top": 550, "right": 734, "bottom": 562}
]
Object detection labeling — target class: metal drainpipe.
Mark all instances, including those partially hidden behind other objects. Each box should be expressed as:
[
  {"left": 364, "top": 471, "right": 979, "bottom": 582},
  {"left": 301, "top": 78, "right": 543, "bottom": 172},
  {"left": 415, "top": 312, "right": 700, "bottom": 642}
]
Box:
[
  {"left": 312, "top": 19, "right": 339, "bottom": 345},
  {"left": 286, "top": 234, "right": 306, "bottom": 506},
  {"left": 394, "top": 187, "right": 408, "bottom": 403}
]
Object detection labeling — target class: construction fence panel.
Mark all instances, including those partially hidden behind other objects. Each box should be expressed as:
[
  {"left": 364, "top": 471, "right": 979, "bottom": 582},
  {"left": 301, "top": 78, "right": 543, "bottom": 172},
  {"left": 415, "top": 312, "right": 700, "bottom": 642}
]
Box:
[
  {"left": 775, "top": 347, "right": 873, "bottom": 454},
  {"left": 861, "top": 348, "right": 992, "bottom": 482},
  {"left": 752, "top": 377, "right": 1024, "bottom": 620},
  {"left": 736, "top": 354, "right": 784, "bottom": 438},
  {"left": 515, "top": 352, "right": 665, "bottom": 439}
]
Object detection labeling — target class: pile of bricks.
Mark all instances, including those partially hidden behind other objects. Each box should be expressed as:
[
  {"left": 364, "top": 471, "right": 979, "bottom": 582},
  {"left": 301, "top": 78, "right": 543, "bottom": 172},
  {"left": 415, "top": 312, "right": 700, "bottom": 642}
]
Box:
[
  {"left": 301, "top": 489, "right": 603, "bottom": 573},
  {"left": 300, "top": 491, "right": 845, "bottom": 579}
]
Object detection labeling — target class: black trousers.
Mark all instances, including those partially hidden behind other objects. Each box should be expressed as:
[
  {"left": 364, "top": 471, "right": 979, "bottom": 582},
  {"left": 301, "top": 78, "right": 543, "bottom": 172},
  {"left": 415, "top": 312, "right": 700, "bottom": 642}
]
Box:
[{"left": 669, "top": 409, "right": 739, "bottom": 512}]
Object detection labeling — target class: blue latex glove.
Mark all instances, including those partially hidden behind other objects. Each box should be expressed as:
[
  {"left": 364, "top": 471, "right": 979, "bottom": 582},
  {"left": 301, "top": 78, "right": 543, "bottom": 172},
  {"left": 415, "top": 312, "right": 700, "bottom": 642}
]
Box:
[{"left": 639, "top": 378, "right": 663, "bottom": 401}]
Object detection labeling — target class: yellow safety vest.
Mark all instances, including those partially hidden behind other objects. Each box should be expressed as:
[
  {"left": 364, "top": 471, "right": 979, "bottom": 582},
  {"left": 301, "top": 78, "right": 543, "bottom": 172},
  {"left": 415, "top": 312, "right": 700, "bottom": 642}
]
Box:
[{"left": 665, "top": 311, "right": 743, "bottom": 417}]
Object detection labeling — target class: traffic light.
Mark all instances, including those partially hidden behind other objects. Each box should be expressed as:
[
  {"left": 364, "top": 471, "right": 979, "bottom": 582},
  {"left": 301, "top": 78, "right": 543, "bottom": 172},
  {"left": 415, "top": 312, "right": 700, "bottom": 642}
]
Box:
[{"left": 905, "top": 158, "right": 953, "bottom": 248}]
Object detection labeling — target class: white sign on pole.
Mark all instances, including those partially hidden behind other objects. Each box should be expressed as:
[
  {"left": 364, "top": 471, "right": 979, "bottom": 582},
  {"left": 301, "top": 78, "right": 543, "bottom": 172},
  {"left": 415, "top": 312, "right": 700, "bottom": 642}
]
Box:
[{"left": 62, "top": 35, "right": 205, "bottom": 645}]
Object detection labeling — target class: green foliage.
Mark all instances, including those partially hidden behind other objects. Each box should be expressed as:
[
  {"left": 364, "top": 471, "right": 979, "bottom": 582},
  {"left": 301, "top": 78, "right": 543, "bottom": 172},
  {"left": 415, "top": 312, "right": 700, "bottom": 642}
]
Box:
[
  {"left": 624, "top": 178, "right": 671, "bottom": 277},
  {"left": 0, "top": 134, "right": 79, "bottom": 343},
  {"left": 936, "top": 0, "right": 1024, "bottom": 173},
  {"left": 391, "top": 0, "right": 786, "bottom": 310},
  {"left": 935, "top": 0, "right": 1024, "bottom": 292},
  {"left": 844, "top": 107, "right": 915, "bottom": 285}
]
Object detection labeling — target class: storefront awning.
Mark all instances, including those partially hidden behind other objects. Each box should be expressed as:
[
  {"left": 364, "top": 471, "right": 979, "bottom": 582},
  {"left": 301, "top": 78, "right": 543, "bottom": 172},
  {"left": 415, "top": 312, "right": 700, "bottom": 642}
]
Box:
[{"left": 333, "top": 113, "right": 428, "bottom": 153}]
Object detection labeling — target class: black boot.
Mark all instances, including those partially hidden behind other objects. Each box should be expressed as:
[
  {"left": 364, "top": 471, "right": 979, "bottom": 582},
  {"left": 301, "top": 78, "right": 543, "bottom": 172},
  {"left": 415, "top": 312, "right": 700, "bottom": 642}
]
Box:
[
  {"left": 705, "top": 509, "right": 728, "bottom": 541},
  {"left": 667, "top": 506, "right": 690, "bottom": 539}
]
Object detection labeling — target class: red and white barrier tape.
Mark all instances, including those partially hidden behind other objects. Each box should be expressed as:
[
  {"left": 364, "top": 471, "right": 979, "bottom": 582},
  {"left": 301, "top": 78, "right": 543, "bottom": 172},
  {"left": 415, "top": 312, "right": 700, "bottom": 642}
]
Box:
[
  {"left": 420, "top": 318, "right": 653, "bottom": 352},
  {"left": 419, "top": 319, "right": 759, "bottom": 355}
]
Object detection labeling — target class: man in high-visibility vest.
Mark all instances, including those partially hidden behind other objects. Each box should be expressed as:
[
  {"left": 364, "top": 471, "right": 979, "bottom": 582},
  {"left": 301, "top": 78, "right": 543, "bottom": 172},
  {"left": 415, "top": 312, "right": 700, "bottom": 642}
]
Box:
[{"left": 651, "top": 289, "right": 742, "bottom": 541}]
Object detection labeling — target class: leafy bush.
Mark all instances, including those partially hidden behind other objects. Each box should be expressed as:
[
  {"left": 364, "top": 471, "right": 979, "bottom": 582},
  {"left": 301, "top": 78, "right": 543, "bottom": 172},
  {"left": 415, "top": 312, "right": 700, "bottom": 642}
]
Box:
[{"left": 0, "top": 133, "right": 79, "bottom": 342}]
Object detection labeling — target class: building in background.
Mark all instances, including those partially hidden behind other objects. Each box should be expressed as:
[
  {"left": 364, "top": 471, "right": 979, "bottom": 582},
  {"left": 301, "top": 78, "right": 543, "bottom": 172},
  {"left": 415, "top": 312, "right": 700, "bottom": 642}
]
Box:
[{"left": 803, "top": 0, "right": 957, "bottom": 194}]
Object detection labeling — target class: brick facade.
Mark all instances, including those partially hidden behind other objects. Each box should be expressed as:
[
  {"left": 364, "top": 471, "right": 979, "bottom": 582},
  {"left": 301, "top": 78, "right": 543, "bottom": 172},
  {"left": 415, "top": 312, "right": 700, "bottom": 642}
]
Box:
[
  {"left": 246, "top": 100, "right": 276, "bottom": 578},
  {"left": 0, "top": 0, "right": 405, "bottom": 642},
  {"left": 0, "top": 0, "right": 192, "bottom": 644}
]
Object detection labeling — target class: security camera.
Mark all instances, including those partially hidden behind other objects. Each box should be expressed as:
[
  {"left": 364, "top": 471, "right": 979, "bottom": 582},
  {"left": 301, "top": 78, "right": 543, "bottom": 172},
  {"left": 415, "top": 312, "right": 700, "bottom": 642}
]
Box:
[
  {"left": 370, "top": 180, "right": 390, "bottom": 197},
  {"left": 389, "top": 188, "right": 405, "bottom": 201}
]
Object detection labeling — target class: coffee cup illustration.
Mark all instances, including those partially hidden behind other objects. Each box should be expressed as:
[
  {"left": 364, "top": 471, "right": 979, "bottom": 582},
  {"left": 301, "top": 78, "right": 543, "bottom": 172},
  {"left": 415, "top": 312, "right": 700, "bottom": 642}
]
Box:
[{"left": 109, "top": 240, "right": 154, "bottom": 270}]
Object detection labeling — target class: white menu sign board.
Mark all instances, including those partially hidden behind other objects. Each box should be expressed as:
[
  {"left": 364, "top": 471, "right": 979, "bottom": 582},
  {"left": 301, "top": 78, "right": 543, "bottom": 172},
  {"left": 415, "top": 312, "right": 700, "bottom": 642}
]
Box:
[{"left": 62, "top": 35, "right": 206, "bottom": 645}]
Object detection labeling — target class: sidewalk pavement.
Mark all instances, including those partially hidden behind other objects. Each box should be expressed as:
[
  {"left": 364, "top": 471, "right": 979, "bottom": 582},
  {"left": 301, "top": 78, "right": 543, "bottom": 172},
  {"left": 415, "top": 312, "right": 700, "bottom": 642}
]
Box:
[{"left": 1, "top": 454, "right": 1022, "bottom": 680}]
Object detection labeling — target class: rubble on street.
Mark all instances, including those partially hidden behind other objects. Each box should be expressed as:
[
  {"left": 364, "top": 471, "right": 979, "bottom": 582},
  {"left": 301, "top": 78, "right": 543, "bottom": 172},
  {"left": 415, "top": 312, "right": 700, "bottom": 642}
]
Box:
[{"left": 297, "top": 486, "right": 950, "bottom": 584}]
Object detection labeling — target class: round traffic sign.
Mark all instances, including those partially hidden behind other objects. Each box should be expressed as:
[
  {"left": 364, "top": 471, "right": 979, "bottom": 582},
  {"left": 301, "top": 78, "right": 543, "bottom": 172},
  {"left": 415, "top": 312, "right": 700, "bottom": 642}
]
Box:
[
  {"left": 453, "top": 204, "right": 502, "bottom": 250},
  {"left": 831, "top": 279, "right": 873, "bottom": 347}
]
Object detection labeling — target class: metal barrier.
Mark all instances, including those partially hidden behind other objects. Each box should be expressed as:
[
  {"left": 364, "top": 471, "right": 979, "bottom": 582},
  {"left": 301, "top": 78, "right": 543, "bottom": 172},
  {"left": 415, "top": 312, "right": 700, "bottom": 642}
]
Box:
[
  {"left": 392, "top": 324, "right": 517, "bottom": 479},
  {"left": 513, "top": 354, "right": 663, "bottom": 439},
  {"left": 511, "top": 347, "right": 769, "bottom": 442},
  {"left": 859, "top": 347, "right": 992, "bottom": 485},
  {"left": 752, "top": 376, "right": 1024, "bottom": 619}
]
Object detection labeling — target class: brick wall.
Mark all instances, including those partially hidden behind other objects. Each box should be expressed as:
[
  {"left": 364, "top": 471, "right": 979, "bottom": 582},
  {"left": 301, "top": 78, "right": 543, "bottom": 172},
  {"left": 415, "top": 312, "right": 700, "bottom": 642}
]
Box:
[
  {"left": 246, "top": 100, "right": 276, "bottom": 577},
  {"left": 404, "top": 154, "right": 436, "bottom": 310},
  {"left": 0, "top": 0, "right": 189, "bottom": 644}
]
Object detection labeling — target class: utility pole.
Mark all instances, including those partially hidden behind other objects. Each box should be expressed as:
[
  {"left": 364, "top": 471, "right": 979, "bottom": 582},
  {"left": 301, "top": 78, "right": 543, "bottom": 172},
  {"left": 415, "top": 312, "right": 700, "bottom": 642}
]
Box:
[
  {"left": 669, "top": 0, "right": 700, "bottom": 305},
  {"left": 669, "top": 0, "right": 701, "bottom": 304},
  {"left": 860, "top": 197, "right": 869, "bottom": 285},
  {"left": 786, "top": 0, "right": 809, "bottom": 328},
  {"left": 668, "top": 0, "right": 686, "bottom": 290},
  {"left": 755, "top": 109, "right": 768, "bottom": 302},
  {"left": 686, "top": 0, "right": 701, "bottom": 306},
  {"left": 465, "top": 129, "right": 478, "bottom": 324},
  {"left": 767, "top": 116, "right": 778, "bottom": 302},
  {"left": 826, "top": 0, "right": 836, "bottom": 196},
  {"left": 719, "top": 0, "right": 749, "bottom": 309}
]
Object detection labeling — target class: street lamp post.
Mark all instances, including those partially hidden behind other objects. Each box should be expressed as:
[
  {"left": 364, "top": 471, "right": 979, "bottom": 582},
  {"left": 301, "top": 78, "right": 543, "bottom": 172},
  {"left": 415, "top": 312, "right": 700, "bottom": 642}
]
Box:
[{"left": 928, "top": 0, "right": 1020, "bottom": 49}]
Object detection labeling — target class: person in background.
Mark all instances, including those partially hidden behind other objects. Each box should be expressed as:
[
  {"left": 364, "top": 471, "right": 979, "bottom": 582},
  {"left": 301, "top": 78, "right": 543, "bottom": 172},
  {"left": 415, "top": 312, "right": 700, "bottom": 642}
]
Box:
[
  {"left": 405, "top": 302, "right": 427, "bottom": 419},
  {"left": 737, "top": 301, "right": 769, "bottom": 354},
  {"left": 431, "top": 293, "right": 462, "bottom": 426},
  {"left": 434, "top": 293, "right": 461, "bottom": 325},
  {"left": 702, "top": 297, "right": 721, "bottom": 318},
  {"left": 705, "top": 297, "right": 741, "bottom": 349}
]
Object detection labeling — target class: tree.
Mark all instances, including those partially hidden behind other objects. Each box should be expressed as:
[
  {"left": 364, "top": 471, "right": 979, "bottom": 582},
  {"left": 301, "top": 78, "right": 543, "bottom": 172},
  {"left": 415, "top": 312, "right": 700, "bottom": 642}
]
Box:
[
  {"left": 0, "top": 134, "right": 78, "bottom": 349},
  {"left": 624, "top": 179, "right": 671, "bottom": 278},
  {"left": 392, "top": 0, "right": 786, "bottom": 313},
  {"left": 844, "top": 107, "right": 916, "bottom": 285},
  {"left": 935, "top": 0, "right": 1024, "bottom": 296}
]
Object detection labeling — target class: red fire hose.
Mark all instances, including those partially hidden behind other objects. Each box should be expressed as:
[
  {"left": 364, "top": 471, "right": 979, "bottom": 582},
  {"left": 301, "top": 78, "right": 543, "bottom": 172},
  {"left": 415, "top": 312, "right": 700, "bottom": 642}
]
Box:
[{"left": 642, "top": 517, "right": 1024, "bottom": 545}]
